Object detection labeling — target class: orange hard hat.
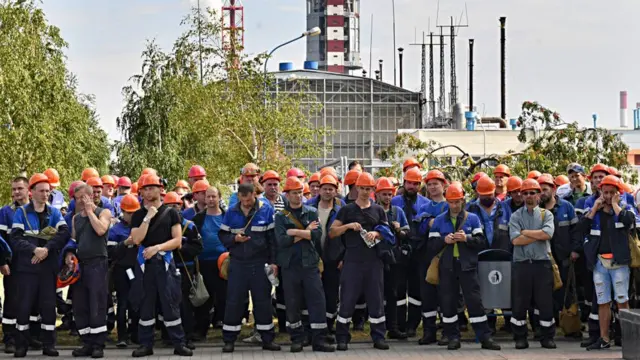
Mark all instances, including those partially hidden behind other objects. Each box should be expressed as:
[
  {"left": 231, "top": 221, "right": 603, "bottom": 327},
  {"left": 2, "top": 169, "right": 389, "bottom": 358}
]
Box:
[
  {"left": 554, "top": 175, "right": 570, "bottom": 187},
  {"left": 590, "top": 163, "right": 609, "bottom": 176},
  {"left": 402, "top": 158, "right": 421, "bottom": 171},
  {"left": 527, "top": 170, "right": 542, "bottom": 180},
  {"left": 117, "top": 176, "right": 132, "bottom": 188},
  {"left": 494, "top": 164, "right": 511, "bottom": 177},
  {"left": 188, "top": 165, "right": 206, "bottom": 178},
  {"left": 475, "top": 176, "right": 496, "bottom": 196},
  {"left": 283, "top": 176, "right": 304, "bottom": 192},
  {"left": 344, "top": 169, "right": 362, "bottom": 186},
  {"left": 320, "top": 175, "right": 338, "bottom": 188},
  {"left": 137, "top": 174, "right": 148, "bottom": 189},
  {"left": 622, "top": 182, "right": 634, "bottom": 194},
  {"left": 86, "top": 177, "right": 103, "bottom": 188},
  {"left": 44, "top": 168, "right": 61, "bottom": 187},
  {"left": 506, "top": 176, "right": 523, "bottom": 193},
  {"left": 218, "top": 252, "right": 230, "bottom": 280},
  {"left": 192, "top": 179, "right": 210, "bottom": 193},
  {"left": 81, "top": 168, "right": 99, "bottom": 182},
  {"left": 68, "top": 180, "right": 84, "bottom": 199},
  {"left": 163, "top": 191, "right": 183, "bottom": 205},
  {"left": 472, "top": 172, "right": 488, "bottom": 184},
  {"left": 29, "top": 173, "right": 51, "bottom": 190},
  {"left": 424, "top": 169, "right": 446, "bottom": 183},
  {"left": 520, "top": 178, "right": 542, "bottom": 192},
  {"left": 376, "top": 177, "right": 395, "bottom": 193},
  {"left": 57, "top": 254, "right": 80, "bottom": 289},
  {"left": 260, "top": 170, "right": 281, "bottom": 184},
  {"left": 241, "top": 163, "right": 260, "bottom": 176},
  {"left": 141, "top": 168, "right": 157, "bottom": 177},
  {"left": 287, "top": 168, "right": 306, "bottom": 179},
  {"left": 537, "top": 174, "right": 555, "bottom": 188},
  {"left": 598, "top": 175, "right": 622, "bottom": 191},
  {"left": 319, "top": 167, "right": 339, "bottom": 182},
  {"left": 303, "top": 183, "right": 310, "bottom": 195},
  {"left": 308, "top": 172, "right": 321, "bottom": 184},
  {"left": 608, "top": 166, "right": 621, "bottom": 177},
  {"left": 445, "top": 182, "right": 465, "bottom": 201},
  {"left": 131, "top": 182, "right": 139, "bottom": 195},
  {"left": 101, "top": 175, "right": 116, "bottom": 186},
  {"left": 120, "top": 194, "right": 141, "bottom": 213},
  {"left": 355, "top": 172, "right": 376, "bottom": 187},
  {"left": 403, "top": 167, "right": 423, "bottom": 183},
  {"left": 141, "top": 175, "right": 162, "bottom": 188},
  {"left": 175, "top": 180, "right": 190, "bottom": 190}
]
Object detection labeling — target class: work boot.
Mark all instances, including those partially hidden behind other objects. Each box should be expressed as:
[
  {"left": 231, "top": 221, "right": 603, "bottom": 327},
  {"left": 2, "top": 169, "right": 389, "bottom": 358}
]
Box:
[
  {"left": 481, "top": 338, "right": 501, "bottom": 350},
  {"left": 312, "top": 343, "right": 335, "bottom": 352},
  {"left": 29, "top": 339, "right": 42, "bottom": 350},
  {"left": 222, "top": 343, "right": 234, "bottom": 353},
  {"left": 325, "top": 334, "right": 336, "bottom": 344},
  {"left": 173, "top": 345, "right": 193, "bottom": 356},
  {"left": 387, "top": 329, "right": 408, "bottom": 340},
  {"left": 586, "top": 337, "right": 611, "bottom": 351},
  {"left": 373, "top": 340, "right": 389, "bottom": 350},
  {"left": 4, "top": 343, "right": 15, "bottom": 354},
  {"left": 185, "top": 341, "right": 196, "bottom": 350},
  {"left": 116, "top": 340, "right": 128, "bottom": 348},
  {"left": 262, "top": 342, "right": 281, "bottom": 351},
  {"left": 336, "top": 342, "right": 348, "bottom": 351},
  {"left": 290, "top": 343, "right": 303, "bottom": 353},
  {"left": 13, "top": 348, "right": 26, "bottom": 358},
  {"left": 581, "top": 336, "right": 598, "bottom": 348},
  {"left": 437, "top": 337, "right": 450, "bottom": 346},
  {"left": 540, "top": 339, "right": 557, "bottom": 349},
  {"left": 91, "top": 348, "right": 104, "bottom": 359},
  {"left": 132, "top": 346, "right": 153, "bottom": 357},
  {"left": 72, "top": 345, "right": 93, "bottom": 357},
  {"left": 515, "top": 339, "right": 529, "bottom": 350},
  {"left": 418, "top": 333, "right": 436, "bottom": 345},
  {"left": 447, "top": 338, "right": 461, "bottom": 350},
  {"left": 42, "top": 347, "right": 59, "bottom": 357}
]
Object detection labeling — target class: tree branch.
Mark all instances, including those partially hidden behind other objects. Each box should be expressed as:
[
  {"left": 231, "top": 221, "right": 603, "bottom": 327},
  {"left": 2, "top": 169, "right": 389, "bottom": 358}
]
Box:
[
  {"left": 430, "top": 144, "right": 470, "bottom": 158},
  {"left": 224, "top": 128, "right": 256, "bottom": 160}
]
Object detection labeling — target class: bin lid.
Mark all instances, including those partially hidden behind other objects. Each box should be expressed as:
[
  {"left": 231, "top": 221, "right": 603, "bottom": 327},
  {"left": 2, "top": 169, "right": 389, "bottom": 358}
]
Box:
[{"left": 478, "top": 249, "right": 512, "bottom": 262}]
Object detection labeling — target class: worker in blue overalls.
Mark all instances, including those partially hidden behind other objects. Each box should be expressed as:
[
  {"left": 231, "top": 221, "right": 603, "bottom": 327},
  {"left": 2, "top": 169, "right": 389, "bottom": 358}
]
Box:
[
  {"left": 108, "top": 194, "right": 141, "bottom": 347},
  {"left": 218, "top": 183, "right": 281, "bottom": 353},
  {"left": 416, "top": 170, "right": 452, "bottom": 345},
  {"left": 331, "top": 172, "right": 395, "bottom": 351},
  {"left": 307, "top": 175, "right": 345, "bottom": 337},
  {"left": 0, "top": 176, "right": 32, "bottom": 354},
  {"left": 10, "top": 173, "right": 70, "bottom": 358},
  {"left": 390, "top": 167, "right": 429, "bottom": 340},
  {"left": 375, "top": 177, "right": 409, "bottom": 340},
  {"left": 128, "top": 175, "right": 192, "bottom": 357},
  {"left": 428, "top": 182, "right": 500, "bottom": 350},
  {"left": 275, "top": 176, "right": 335, "bottom": 353}
]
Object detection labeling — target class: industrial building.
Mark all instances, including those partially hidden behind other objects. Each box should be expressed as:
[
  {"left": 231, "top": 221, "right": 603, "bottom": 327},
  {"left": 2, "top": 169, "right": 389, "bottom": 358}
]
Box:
[{"left": 273, "top": 64, "right": 421, "bottom": 172}]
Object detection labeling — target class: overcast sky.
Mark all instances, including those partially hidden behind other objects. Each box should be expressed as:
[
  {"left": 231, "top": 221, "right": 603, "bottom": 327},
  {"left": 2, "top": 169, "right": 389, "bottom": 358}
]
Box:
[{"left": 40, "top": 0, "right": 640, "bottom": 140}]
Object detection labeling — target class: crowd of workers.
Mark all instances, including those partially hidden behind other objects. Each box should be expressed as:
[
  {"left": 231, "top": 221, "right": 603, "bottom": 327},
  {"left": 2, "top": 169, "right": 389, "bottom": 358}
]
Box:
[{"left": 0, "top": 159, "right": 636, "bottom": 358}]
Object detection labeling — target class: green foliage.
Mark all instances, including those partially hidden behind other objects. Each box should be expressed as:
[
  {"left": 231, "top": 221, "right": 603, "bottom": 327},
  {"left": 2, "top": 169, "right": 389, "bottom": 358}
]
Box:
[
  {"left": 0, "top": 1, "right": 110, "bottom": 202},
  {"left": 111, "top": 7, "right": 325, "bottom": 184},
  {"left": 379, "top": 101, "right": 636, "bottom": 185}
]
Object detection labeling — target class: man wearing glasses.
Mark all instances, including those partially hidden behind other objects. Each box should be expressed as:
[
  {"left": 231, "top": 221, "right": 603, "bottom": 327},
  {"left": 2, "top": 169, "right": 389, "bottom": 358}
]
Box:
[{"left": 508, "top": 179, "right": 556, "bottom": 350}]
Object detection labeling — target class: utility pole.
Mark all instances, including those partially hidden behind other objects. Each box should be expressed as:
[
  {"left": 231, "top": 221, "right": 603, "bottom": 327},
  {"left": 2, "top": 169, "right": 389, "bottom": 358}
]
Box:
[
  {"left": 197, "top": 0, "right": 204, "bottom": 84},
  {"left": 438, "top": 27, "right": 446, "bottom": 121},
  {"left": 411, "top": 32, "right": 443, "bottom": 127},
  {"left": 438, "top": 16, "right": 467, "bottom": 109}
]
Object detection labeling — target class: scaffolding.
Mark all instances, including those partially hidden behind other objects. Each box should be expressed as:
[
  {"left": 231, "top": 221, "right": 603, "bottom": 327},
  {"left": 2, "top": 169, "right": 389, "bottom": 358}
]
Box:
[{"left": 272, "top": 70, "right": 421, "bottom": 172}]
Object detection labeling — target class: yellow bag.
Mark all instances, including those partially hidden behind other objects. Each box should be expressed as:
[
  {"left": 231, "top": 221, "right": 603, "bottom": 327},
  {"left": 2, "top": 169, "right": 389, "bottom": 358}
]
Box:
[
  {"left": 426, "top": 248, "right": 445, "bottom": 285},
  {"left": 559, "top": 264, "right": 581, "bottom": 335},
  {"left": 629, "top": 231, "right": 640, "bottom": 268},
  {"left": 220, "top": 256, "right": 230, "bottom": 280},
  {"left": 540, "top": 209, "right": 562, "bottom": 290}
]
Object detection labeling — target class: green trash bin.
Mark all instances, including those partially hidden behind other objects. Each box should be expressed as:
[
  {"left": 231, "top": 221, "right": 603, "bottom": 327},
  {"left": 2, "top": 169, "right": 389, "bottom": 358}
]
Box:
[{"left": 477, "top": 249, "right": 512, "bottom": 310}]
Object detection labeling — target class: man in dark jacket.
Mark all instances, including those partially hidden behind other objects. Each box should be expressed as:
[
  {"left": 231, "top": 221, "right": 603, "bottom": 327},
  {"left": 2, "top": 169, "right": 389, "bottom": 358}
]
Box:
[
  {"left": 275, "top": 177, "right": 334, "bottom": 353},
  {"left": 580, "top": 175, "right": 634, "bottom": 350}
]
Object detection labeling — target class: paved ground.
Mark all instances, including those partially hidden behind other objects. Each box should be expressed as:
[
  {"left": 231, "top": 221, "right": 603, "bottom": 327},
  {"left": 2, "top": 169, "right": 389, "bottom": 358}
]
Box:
[{"left": 37, "top": 341, "right": 622, "bottom": 359}]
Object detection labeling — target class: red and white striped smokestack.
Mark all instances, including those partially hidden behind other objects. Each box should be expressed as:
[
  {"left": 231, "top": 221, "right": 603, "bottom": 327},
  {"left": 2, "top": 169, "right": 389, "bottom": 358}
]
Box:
[{"left": 620, "top": 91, "right": 628, "bottom": 127}]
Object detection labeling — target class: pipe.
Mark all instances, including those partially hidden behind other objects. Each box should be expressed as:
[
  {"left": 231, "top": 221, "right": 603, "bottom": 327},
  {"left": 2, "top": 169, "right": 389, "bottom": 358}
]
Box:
[
  {"left": 379, "top": 59, "right": 383, "bottom": 82},
  {"left": 375, "top": 70, "right": 380, "bottom": 81},
  {"left": 468, "top": 39, "right": 474, "bottom": 113},
  {"left": 398, "top": 47, "right": 404, "bottom": 88},
  {"left": 475, "top": 116, "right": 508, "bottom": 129},
  {"left": 499, "top": 17, "right": 506, "bottom": 120}
]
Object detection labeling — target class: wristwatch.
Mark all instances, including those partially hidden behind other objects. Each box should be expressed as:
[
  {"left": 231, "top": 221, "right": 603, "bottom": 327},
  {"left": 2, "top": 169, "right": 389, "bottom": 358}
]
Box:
[{"left": 143, "top": 217, "right": 151, "bottom": 224}]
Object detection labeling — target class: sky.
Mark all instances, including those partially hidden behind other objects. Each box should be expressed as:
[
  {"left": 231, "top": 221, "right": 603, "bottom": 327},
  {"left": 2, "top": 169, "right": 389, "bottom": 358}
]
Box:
[{"left": 40, "top": 0, "right": 640, "bottom": 140}]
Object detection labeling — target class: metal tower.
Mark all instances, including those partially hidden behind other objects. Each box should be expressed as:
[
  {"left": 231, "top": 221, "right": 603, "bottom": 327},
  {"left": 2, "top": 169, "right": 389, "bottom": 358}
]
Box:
[
  {"left": 222, "top": 0, "right": 244, "bottom": 69},
  {"left": 439, "top": 16, "right": 467, "bottom": 108},
  {"left": 438, "top": 27, "right": 446, "bottom": 120},
  {"left": 411, "top": 32, "right": 443, "bottom": 127}
]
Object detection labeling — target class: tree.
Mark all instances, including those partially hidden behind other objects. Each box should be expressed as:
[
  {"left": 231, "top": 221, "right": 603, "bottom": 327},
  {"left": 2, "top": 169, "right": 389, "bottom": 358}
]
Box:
[
  {"left": 379, "top": 101, "right": 636, "bottom": 185},
  {"left": 0, "top": 1, "right": 110, "bottom": 202},
  {"left": 111, "top": 7, "right": 325, "bottom": 184}
]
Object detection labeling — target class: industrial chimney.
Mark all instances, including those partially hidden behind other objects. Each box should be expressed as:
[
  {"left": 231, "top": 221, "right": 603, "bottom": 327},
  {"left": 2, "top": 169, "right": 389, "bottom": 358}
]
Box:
[{"left": 620, "top": 91, "right": 628, "bottom": 127}]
